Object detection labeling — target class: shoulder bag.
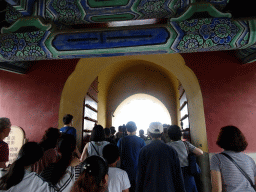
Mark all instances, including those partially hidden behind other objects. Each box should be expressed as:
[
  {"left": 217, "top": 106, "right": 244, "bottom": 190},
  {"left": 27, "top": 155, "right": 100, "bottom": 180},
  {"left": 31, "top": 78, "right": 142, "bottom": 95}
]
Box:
[
  {"left": 220, "top": 152, "right": 256, "bottom": 191},
  {"left": 183, "top": 141, "right": 201, "bottom": 176}
]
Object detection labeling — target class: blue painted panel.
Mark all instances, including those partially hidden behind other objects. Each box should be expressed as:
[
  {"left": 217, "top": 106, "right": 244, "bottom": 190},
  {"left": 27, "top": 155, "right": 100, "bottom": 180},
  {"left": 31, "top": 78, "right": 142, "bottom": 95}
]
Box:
[
  {"left": 58, "top": 50, "right": 168, "bottom": 59},
  {"left": 52, "top": 32, "right": 102, "bottom": 51},
  {"left": 53, "top": 28, "right": 169, "bottom": 51}
]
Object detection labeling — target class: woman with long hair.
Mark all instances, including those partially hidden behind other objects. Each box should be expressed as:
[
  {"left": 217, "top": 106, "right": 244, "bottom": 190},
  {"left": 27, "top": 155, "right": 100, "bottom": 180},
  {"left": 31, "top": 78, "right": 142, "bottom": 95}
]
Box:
[
  {"left": 80, "top": 125, "right": 109, "bottom": 162},
  {"left": 0, "top": 142, "right": 49, "bottom": 191},
  {"left": 167, "top": 125, "right": 203, "bottom": 192},
  {"left": 71, "top": 155, "right": 108, "bottom": 192},
  {"left": 210, "top": 126, "right": 256, "bottom": 192},
  {"left": 32, "top": 127, "right": 61, "bottom": 174},
  {"left": 40, "top": 134, "right": 81, "bottom": 192}
]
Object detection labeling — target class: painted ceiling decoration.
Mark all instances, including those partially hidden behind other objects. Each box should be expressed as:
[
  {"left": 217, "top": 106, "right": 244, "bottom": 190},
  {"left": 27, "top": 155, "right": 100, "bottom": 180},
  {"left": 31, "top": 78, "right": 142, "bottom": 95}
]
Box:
[{"left": 0, "top": 0, "right": 255, "bottom": 64}]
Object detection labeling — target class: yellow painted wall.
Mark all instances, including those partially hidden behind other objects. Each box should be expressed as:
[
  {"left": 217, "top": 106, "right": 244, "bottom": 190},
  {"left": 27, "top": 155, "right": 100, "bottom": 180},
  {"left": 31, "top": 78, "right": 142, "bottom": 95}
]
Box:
[
  {"left": 58, "top": 53, "right": 209, "bottom": 191},
  {"left": 59, "top": 54, "right": 207, "bottom": 152}
]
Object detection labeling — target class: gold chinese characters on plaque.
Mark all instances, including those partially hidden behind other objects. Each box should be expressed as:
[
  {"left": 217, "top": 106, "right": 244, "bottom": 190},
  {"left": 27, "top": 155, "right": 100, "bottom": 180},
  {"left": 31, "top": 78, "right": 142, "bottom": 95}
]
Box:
[{"left": 3, "top": 126, "right": 26, "bottom": 166}]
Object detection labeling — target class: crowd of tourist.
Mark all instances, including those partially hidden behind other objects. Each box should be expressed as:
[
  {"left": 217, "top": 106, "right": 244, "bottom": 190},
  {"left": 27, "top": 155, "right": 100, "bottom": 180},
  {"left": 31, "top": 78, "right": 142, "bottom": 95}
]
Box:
[{"left": 0, "top": 115, "right": 256, "bottom": 192}]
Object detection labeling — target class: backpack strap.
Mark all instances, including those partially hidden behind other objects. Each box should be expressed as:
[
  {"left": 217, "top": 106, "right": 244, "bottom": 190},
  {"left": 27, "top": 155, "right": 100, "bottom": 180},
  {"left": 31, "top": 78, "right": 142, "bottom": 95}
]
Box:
[
  {"left": 90, "top": 142, "right": 100, "bottom": 156},
  {"left": 62, "top": 127, "right": 72, "bottom": 134},
  {"left": 220, "top": 152, "right": 256, "bottom": 191}
]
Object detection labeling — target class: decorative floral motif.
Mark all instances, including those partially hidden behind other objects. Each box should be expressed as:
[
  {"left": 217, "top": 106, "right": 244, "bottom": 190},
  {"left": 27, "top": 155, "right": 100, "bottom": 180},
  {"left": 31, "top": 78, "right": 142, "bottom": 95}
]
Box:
[
  {"left": 5, "top": 4, "right": 23, "bottom": 23},
  {"left": 137, "top": 0, "right": 172, "bottom": 19},
  {"left": 0, "top": 32, "right": 47, "bottom": 61},
  {"left": 0, "top": 34, "right": 19, "bottom": 58},
  {"left": 50, "top": 0, "right": 83, "bottom": 24},
  {"left": 15, "top": 31, "right": 46, "bottom": 43},
  {"left": 179, "top": 19, "right": 211, "bottom": 32},
  {"left": 175, "top": 18, "right": 240, "bottom": 52},
  {"left": 178, "top": 34, "right": 204, "bottom": 51},
  {"left": 144, "top": 0, "right": 165, "bottom": 13},
  {"left": 199, "top": 19, "right": 239, "bottom": 45}
]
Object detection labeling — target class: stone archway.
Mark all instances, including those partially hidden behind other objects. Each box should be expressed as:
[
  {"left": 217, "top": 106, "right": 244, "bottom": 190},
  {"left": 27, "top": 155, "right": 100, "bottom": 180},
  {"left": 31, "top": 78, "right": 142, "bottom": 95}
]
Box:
[{"left": 58, "top": 53, "right": 210, "bottom": 191}]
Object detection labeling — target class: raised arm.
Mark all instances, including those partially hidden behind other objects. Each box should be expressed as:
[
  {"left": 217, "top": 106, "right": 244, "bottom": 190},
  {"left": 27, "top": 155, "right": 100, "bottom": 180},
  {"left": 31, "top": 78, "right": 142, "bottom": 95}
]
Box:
[{"left": 192, "top": 147, "right": 204, "bottom": 156}]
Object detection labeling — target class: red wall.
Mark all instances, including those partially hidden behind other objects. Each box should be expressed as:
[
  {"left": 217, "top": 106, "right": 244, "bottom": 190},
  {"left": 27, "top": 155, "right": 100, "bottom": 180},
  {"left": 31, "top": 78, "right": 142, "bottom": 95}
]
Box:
[
  {"left": 1, "top": 51, "right": 256, "bottom": 153},
  {"left": 182, "top": 51, "right": 256, "bottom": 153},
  {"left": 0, "top": 59, "right": 78, "bottom": 142}
]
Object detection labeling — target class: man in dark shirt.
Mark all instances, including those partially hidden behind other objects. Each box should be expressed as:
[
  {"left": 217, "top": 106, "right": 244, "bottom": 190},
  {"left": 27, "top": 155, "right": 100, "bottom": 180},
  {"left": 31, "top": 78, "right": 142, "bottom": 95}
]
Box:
[
  {"left": 0, "top": 117, "right": 11, "bottom": 169},
  {"left": 117, "top": 121, "right": 146, "bottom": 192},
  {"left": 60, "top": 114, "right": 76, "bottom": 139},
  {"left": 60, "top": 114, "right": 80, "bottom": 158},
  {"left": 136, "top": 122, "right": 186, "bottom": 192}
]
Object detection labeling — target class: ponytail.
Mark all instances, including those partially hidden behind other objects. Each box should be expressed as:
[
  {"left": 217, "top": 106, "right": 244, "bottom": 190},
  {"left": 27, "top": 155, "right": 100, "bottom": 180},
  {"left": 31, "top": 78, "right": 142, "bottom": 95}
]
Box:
[
  {"left": 42, "top": 134, "right": 76, "bottom": 185},
  {"left": 0, "top": 142, "right": 43, "bottom": 190},
  {"left": 48, "top": 151, "right": 73, "bottom": 185}
]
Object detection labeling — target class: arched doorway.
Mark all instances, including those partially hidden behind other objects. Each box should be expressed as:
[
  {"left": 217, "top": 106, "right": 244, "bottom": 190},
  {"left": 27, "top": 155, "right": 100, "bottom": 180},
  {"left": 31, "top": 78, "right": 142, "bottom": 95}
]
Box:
[
  {"left": 112, "top": 93, "right": 172, "bottom": 134},
  {"left": 58, "top": 53, "right": 210, "bottom": 191}
]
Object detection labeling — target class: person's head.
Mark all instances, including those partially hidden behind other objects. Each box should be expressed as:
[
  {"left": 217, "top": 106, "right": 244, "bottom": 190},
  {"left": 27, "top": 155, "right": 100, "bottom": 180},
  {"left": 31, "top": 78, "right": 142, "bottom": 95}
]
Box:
[
  {"left": 40, "top": 127, "right": 61, "bottom": 151},
  {"left": 57, "top": 134, "right": 76, "bottom": 156},
  {"left": 48, "top": 134, "right": 76, "bottom": 185},
  {"left": 90, "top": 125, "right": 105, "bottom": 142},
  {"left": 182, "top": 128, "right": 190, "bottom": 141},
  {"left": 216, "top": 125, "right": 248, "bottom": 152},
  {"left": 103, "top": 144, "right": 120, "bottom": 165},
  {"left": 148, "top": 122, "right": 163, "bottom": 139},
  {"left": 110, "top": 127, "right": 116, "bottom": 135},
  {"left": 104, "top": 128, "right": 111, "bottom": 138},
  {"left": 0, "top": 142, "right": 43, "bottom": 190},
  {"left": 168, "top": 125, "right": 182, "bottom": 141},
  {"left": 71, "top": 156, "right": 108, "bottom": 192},
  {"left": 63, "top": 114, "right": 73, "bottom": 125},
  {"left": 118, "top": 125, "right": 126, "bottom": 133},
  {"left": 126, "top": 121, "right": 137, "bottom": 133},
  {"left": 0, "top": 117, "right": 11, "bottom": 138},
  {"left": 139, "top": 129, "right": 144, "bottom": 136}
]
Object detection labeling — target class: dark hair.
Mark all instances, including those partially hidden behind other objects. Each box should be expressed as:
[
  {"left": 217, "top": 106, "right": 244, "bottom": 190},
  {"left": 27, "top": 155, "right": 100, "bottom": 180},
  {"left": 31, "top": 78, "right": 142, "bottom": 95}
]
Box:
[
  {"left": 149, "top": 132, "right": 162, "bottom": 139},
  {"left": 126, "top": 121, "right": 137, "bottom": 133},
  {"left": 0, "top": 142, "right": 43, "bottom": 190},
  {"left": 118, "top": 125, "right": 126, "bottom": 132},
  {"left": 71, "top": 156, "right": 108, "bottom": 192},
  {"left": 0, "top": 117, "right": 11, "bottom": 133},
  {"left": 104, "top": 128, "right": 111, "bottom": 137},
  {"left": 216, "top": 126, "right": 248, "bottom": 152},
  {"left": 139, "top": 129, "right": 144, "bottom": 135},
  {"left": 43, "top": 134, "right": 76, "bottom": 185},
  {"left": 90, "top": 125, "right": 105, "bottom": 142},
  {"left": 168, "top": 125, "right": 182, "bottom": 141},
  {"left": 39, "top": 127, "right": 61, "bottom": 151},
  {"left": 63, "top": 114, "right": 73, "bottom": 125},
  {"left": 182, "top": 128, "right": 191, "bottom": 141},
  {"left": 103, "top": 144, "right": 119, "bottom": 165},
  {"left": 110, "top": 127, "right": 116, "bottom": 135}
]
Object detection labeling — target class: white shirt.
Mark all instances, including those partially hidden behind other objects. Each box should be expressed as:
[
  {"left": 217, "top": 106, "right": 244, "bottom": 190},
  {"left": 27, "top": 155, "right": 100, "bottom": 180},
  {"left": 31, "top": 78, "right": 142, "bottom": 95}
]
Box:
[
  {"left": 3, "top": 170, "right": 50, "bottom": 192},
  {"left": 108, "top": 167, "right": 131, "bottom": 192}
]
